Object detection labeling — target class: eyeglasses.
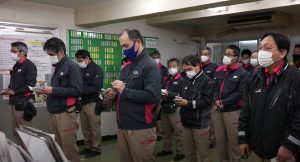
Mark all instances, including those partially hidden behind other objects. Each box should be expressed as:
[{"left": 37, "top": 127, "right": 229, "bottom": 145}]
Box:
[{"left": 9, "top": 50, "right": 21, "bottom": 54}]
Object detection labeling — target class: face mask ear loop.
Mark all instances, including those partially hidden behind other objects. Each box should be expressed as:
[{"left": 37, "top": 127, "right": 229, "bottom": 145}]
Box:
[{"left": 274, "top": 50, "right": 283, "bottom": 62}]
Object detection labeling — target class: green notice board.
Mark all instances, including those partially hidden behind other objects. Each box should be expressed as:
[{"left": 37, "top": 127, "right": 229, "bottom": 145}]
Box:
[{"left": 67, "top": 29, "right": 159, "bottom": 88}]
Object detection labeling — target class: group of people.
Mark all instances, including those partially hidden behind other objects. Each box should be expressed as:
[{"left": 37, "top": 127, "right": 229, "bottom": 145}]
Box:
[
  {"left": 1, "top": 38, "right": 103, "bottom": 162},
  {"left": 1, "top": 28, "right": 300, "bottom": 162}
]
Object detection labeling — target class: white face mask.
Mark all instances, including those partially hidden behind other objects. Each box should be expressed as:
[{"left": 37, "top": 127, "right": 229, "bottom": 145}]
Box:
[
  {"left": 258, "top": 50, "right": 274, "bottom": 67},
  {"left": 154, "top": 58, "right": 160, "bottom": 64},
  {"left": 250, "top": 58, "right": 258, "bottom": 67},
  {"left": 78, "top": 61, "right": 87, "bottom": 69},
  {"left": 50, "top": 56, "right": 59, "bottom": 65},
  {"left": 201, "top": 56, "right": 209, "bottom": 63},
  {"left": 223, "top": 56, "right": 234, "bottom": 65},
  {"left": 242, "top": 59, "right": 250, "bottom": 65},
  {"left": 168, "top": 68, "right": 178, "bottom": 75},
  {"left": 11, "top": 53, "right": 20, "bottom": 61},
  {"left": 186, "top": 70, "right": 196, "bottom": 79}
]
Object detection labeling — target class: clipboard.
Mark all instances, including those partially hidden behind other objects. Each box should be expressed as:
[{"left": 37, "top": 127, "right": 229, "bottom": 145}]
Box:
[
  {"left": 16, "top": 126, "right": 68, "bottom": 162},
  {"left": 7, "top": 140, "right": 33, "bottom": 162}
]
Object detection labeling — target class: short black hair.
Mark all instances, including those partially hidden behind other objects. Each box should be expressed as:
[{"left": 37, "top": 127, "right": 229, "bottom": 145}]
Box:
[
  {"left": 167, "top": 58, "right": 180, "bottom": 66},
  {"left": 226, "top": 45, "right": 240, "bottom": 58},
  {"left": 261, "top": 32, "right": 290, "bottom": 53},
  {"left": 294, "top": 44, "right": 300, "bottom": 49},
  {"left": 201, "top": 47, "right": 212, "bottom": 55},
  {"left": 75, "top": 50, "right": 90, "bottom": 59},
  {"left": 43, "top": 37, "right": 66, "bottom": 54},
  {"left": 241, "top": 49, "right": 252, "bottom": 57},
  {"left": 120, "top": 29, "right": 144, "bottom": 44},
  {"left": 150, "top": 51, "right": 160, "bottom": 57},
  {"left": 182, "top": 55, "right": 201, "bottom": 67},
  {"left": 11, "top": 41, "right": 28, "bottom": 56}
]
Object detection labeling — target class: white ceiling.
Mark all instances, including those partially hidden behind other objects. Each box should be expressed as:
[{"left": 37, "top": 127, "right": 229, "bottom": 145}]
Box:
[
  {"left": 19, "top": 0, "right": 113, "bottom": 9},
  {"left": 159, "top": 5, "right": 300, "bottom": 30}
]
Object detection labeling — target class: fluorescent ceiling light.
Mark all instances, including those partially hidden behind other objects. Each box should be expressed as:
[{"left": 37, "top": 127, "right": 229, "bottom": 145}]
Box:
[{"left": 207, "top": 6, "right": 228, "bottom": 12}]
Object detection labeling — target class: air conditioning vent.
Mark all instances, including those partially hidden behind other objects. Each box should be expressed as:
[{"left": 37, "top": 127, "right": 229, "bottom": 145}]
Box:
[{"left": 227, "top": 12, "right": 291, "bottom": 29}]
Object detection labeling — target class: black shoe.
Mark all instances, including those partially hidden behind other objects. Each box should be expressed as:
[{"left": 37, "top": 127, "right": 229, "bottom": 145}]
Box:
[
  {"left": 156, "top": 136, "right": 162, "bottom": 141},
  {"left": 173, "top": 154, "right": 185, "bottom": 161},
  {"left": 157, "top": 150, "right": 172, "bottom": 156},
  {"left": 85, "top": 151, "right": 101, "bottom": 158},
  {"left": 79, "top": 148, "right": 91, "bottom": 155},
  {"left": 209, "top": 144, "right": 215, "bottom": 149}
]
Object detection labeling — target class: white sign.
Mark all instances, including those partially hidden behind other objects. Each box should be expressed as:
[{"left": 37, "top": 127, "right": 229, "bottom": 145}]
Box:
[{"left": 145, "top": 37, "right": 158, "bottom": 49}]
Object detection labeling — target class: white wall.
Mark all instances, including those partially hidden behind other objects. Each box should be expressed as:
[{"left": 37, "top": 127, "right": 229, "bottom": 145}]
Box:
[
  {"left": 0, "top": 0, "right": 197, "bottom": 66},
  {"left": 90, "top": 19, "right": 197, "bottom": 65},
  {"left": 0, "top": 0, "right": 75, "bottom": 43}
]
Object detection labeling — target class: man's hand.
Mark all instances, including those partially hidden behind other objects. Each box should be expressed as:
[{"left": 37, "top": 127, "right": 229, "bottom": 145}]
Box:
[
  {"left": 112, "top": 80, "right": 126, "bottom": 94},
  {"left": 41, "top": 86, "right": 53, "bottom": 95},
  {"left": 240, "top": 144, "right": 251, "bottom": 159},
  {"left": 0, "top": 89, "right": 15, "bottom": 96},
  {"left": 105, "top": 88, "right": 116, "bottom": 100},
  {"left": 215, "top": 100, "right": 224, "bottom": 111},
  {"left": 174, "top": 96, "right": 188, "bottom": 106},
  {"left": 277, "top": 146, "right": 295, "bottom": 162}
]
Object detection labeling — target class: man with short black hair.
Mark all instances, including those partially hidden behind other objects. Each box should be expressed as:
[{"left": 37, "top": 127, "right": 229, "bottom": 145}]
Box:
[
  {"left": 157, "top": 58, "right": 185, "bottom": 161},
  {"left": 0, "top": 41, "right": 37, "bottom": 147},
  {"left": 106, "top": 29, "right": 161, "bottom": 162},
  {"left": 241, "top": 49, "right": 254, "bottom": 72},
  {"left": 212, "top": 45, "right": 249, "bottom": 162},
  {"left": 150, "top": 51, "right": 168, "bottom": 80},
  {"left": 238, "top": 32, "right": 300, "bottom": 162},
  {"left": 250, "top": 51, "right": 260, "bottom": 72},
  {"left": 175, "top": 55, "right": 215, "bottom": 162},
  {"left": 40, "top": 37, "right": 82, "bottom": 162},
  {"left": 76, "top": 49, "right": 103, "bottom": 158}
]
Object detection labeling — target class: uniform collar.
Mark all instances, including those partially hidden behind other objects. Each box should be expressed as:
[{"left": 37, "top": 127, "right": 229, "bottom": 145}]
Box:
[
  {"left": 168, "top": 73, "right": 181, "bottom": 81},
  {"left": 223, "top": 63, "right": 239, "bottom": 72},
  {"left": 202, "top": 61, "right": 211, "bottom": 67},
  {"left": 53, "top": 55, "right": 68, "bottom": 68},
  {"left": 17, "top": 57, "right": 27, "bottom": 64},
  {"left": 242, "top": 63, "right": 251, "bottom": 68},
  {"left": 130, "top": 49, "right": 146, "bottom": 64},
  {"left": 264, "top": 60, "right": 284, "bottom": 75}
]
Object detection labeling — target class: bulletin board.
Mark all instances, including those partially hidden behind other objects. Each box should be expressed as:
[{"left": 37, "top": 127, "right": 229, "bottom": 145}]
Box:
[
  {"left": 67, "top": 29, "right": 159, "bottom": 89},
  {"left": 0, "top": 22, "right": 58, "bottom": 106}
]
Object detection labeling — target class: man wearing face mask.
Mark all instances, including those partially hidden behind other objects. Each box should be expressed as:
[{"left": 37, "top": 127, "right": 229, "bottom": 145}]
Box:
[
  {"left": 290, "top": 44, "right": 300, "bottom": 70},
  {"left": 150, "top": 51, "right": 168, "bottom": 141},
  {"left": 212, "top": 45, "right": 249, "bottom": 162},
  {"left": 75, "top": 50, "right": 103, "bottom": 158},
  {"left": 199, "top": 47, "right": 218, "bottom": 79},
  {"left": 174, "top": 55, "right": 215, "bottom": 162},
  {"left": 250, "top": 51, "right": 260, "bottom": 72},
  {"left": 150, "top": 51, "right": 168, "bottom": 81},
  {"left": 0, "top": 42, "right": 37, "bottom": 147},
  {"left": 241, "top": 49, "right": 254, "bottom": 73},
  {"left": 157, "top": 58, "right": 185, "bottom": 161},
  {"left": 105, "top": 29, "right": 161, "bottom": 162},
  {"left": 199, "top": 47, "right": 218, "bottom": 149},
  {"left": 40, "top": 37, "right": 82, "bottom": 162},
  {"left": 238, "top": 32, "right": 300, "bottom": 162}
]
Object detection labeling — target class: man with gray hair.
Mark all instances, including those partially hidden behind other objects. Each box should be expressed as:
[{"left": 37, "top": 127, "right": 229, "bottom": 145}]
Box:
[{"left": 0, "top": 42, "right": 37, "bottom": 147}]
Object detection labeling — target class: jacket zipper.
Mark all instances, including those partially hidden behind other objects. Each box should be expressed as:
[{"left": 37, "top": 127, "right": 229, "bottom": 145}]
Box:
[{"left": 268, "top": 89, "right": 283, "bottom": 110}]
